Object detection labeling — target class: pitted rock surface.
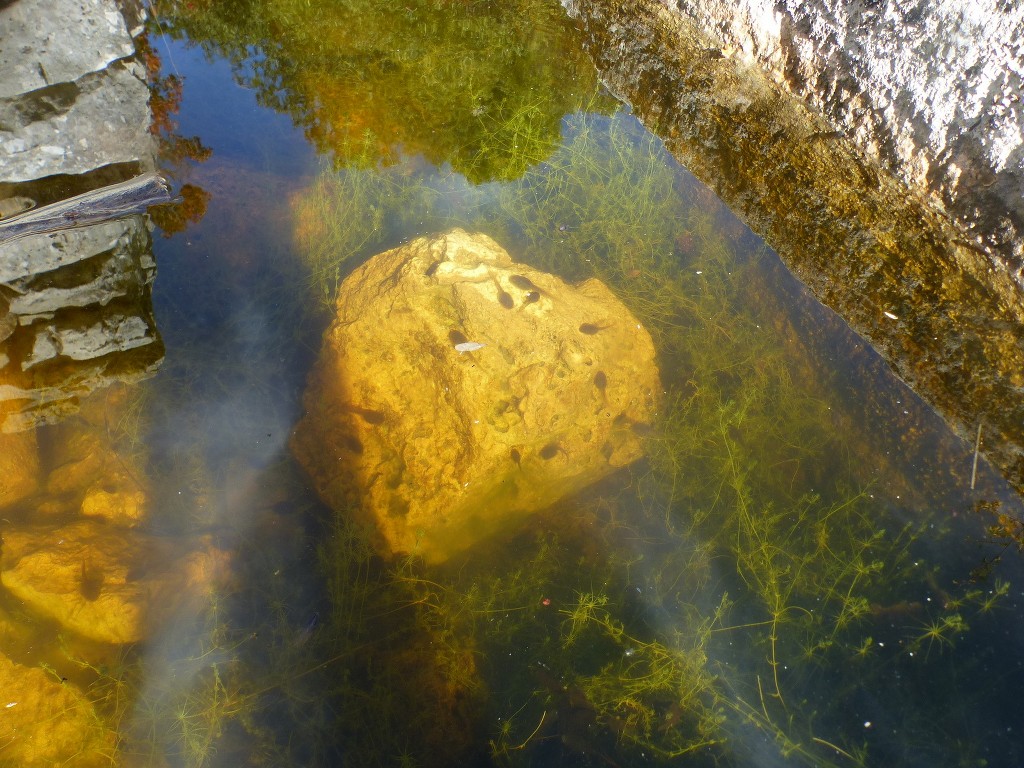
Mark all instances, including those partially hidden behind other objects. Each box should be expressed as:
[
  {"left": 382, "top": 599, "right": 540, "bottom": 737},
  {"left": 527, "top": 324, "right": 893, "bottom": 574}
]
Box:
[{"left": 293, "top": 229, "right": 661, "bottom": 563}]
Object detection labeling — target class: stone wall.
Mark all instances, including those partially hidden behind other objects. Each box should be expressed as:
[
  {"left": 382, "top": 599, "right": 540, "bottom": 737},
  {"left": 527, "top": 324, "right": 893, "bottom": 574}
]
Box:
[{"left": 659, "top": 0, "right": 1024, "bottom": 280}]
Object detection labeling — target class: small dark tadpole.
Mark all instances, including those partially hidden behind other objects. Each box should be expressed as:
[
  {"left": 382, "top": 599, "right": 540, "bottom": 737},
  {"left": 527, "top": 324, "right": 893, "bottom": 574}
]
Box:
[
  {"left": 510, "top": 448, "right": 521, "bottom": 467},
  {"left": 424, "top": 261, "right": 441, "bottom": 277},
  {"left": 497, "top": 288, "right": 514, "bottom": 309},
  {"left": 341, "top": 434, "right": 364, "bottom": 454},
  {"left": 510, "top": 274, "right": 537, "bottom": 291},
  {"left": 448, "top": 329, "right": 468, "bottom": 346},
  {"left": 346, "top": 403, "right": 386, "bottom": 425},
  {"left": 523, "top": 290, "right": 540, "bottom": 305},
  {"left": 630, "top": 421, "right": 654, "bottom": 437},
  {"left": 80, "top": 558, "right": 104, "bottom": 602},
  {"left": 539, "top": 442, "right": 567, "bottom": 460},
  {"left": 593, "top": 371, "right": 607, "bottom": 392},
  {"left": 356, "top": 408, "right": 385, "bottom": 425},
  {"left": 578, "top": 322, "right": 611, "bottom": 335}
]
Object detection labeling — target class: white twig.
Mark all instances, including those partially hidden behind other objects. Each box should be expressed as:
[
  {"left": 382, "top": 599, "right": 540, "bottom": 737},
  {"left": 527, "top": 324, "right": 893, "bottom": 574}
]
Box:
[{"left": 970, "top": 422, "right": 983, "bottom": 490}]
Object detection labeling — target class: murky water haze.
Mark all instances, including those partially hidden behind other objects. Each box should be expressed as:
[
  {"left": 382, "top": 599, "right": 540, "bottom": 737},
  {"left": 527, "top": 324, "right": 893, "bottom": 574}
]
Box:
[{"left": 2, "top": 3, "right": 1024, "bottom": 766}]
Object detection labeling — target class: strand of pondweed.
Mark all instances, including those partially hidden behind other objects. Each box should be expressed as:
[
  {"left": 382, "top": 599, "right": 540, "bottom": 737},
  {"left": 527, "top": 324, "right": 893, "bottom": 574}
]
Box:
[{"left": 557, "top": 590, "right": 728, "bottom": 759}]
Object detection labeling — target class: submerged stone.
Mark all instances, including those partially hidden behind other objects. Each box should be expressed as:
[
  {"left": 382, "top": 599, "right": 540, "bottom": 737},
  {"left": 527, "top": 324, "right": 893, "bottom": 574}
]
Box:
[
  {"left": 0, "top": 431, "right": 38, "bottom": 509},
  {"left": 0, "top": 519, "right": 229, "bottom": 644},
  {"left": 0, "top": 653, "right": 116, "bottom": 766},
  {"left": 293, "top": 229, "right": 660, "bottom": 563}
]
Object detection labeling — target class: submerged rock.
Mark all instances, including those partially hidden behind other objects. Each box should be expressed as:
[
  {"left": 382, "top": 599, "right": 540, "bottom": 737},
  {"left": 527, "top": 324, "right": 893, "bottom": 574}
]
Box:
[
  {"left": 0, "top": 653, "right": 116, "bottom": 766},
  {"left": 0, "top": 519, "right": 229, "bottom": 644},
  {"left": 293, "top": 229, "right": 660, "bottom": 563},
  {"left": 0, "top": 431, "right": 38, "bottom": 509}
]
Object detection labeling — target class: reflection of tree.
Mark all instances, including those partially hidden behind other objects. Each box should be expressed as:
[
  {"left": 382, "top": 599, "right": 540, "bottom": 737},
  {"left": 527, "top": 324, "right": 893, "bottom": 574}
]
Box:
[
  {"left": 155, "top": 0, "right": 608, "bottom": 181},
  {"left": 138, "top": 33, "right": 212, "bottom": 236},
  {"left": 149, "top": 182, "right": 211, "bottom": 236}
]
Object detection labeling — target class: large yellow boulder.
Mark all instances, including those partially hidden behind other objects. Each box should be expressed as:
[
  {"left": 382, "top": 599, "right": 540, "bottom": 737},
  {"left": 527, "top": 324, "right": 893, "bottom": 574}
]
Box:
[{"left": 292, "top": 229, "right": 660, "bottom": 563}]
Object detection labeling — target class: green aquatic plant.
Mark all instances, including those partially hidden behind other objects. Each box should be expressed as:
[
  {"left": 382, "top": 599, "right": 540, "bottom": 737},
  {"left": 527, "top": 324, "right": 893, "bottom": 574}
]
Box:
[
  {"left": 489, "top": 111, "right": 686, "bottom": 283},
  {"left": 557, "top": 591, "right": 728, "bottom": 760},
  {"left": 292, "top": 134, "right": 506, "bottom": 308},
  {"left": 286, "top": 105, "right": 1006, "bottom": 765},
  {"left": 909, "top": 612, "right": 967, "bottom": 657}
]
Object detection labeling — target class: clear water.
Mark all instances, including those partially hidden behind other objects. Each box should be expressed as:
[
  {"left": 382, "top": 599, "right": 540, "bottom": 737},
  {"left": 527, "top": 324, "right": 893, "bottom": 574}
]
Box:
[{"left": 2, "top": 2, "right": 1023, "bottom": 767}]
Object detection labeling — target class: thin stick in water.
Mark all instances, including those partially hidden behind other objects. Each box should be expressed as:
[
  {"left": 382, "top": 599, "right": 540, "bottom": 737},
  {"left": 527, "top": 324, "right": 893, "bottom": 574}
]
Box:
[{"left": 970, "top": 422, "right": 983, "bottom": 490}]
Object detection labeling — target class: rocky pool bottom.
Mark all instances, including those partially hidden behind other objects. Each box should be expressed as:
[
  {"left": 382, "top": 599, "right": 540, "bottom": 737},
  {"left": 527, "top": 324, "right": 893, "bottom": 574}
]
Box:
[{"left": 2, "top": 232, "right": 1021, "bottom": 767}]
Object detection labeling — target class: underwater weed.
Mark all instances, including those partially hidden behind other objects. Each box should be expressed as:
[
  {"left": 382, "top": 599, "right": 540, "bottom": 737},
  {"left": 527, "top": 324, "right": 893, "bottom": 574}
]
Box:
[
  {"left": 908, "top": 612, "right": 968, "bottom": 658},
  {"left": 555, "top": 590, "right": 728, "bottom": 759},
  {"left": 282, "top": 99, "right": 1001, "bottom": 766}
]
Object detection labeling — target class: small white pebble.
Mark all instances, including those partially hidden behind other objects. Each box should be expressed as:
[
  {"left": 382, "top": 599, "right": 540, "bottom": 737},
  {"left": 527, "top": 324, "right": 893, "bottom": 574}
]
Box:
[{"left": 884, "top": 311, "right": 898, "bottom": 320}]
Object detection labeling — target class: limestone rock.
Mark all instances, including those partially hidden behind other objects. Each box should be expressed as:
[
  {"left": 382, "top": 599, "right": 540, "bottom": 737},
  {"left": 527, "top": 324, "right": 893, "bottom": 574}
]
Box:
[
  {"left": 0, "top": 0, "right": 135, "bottom": 99},
  {"left": 0, "top": 0, "right": 155, "bottom": 182},
  {"left": 0, "top": 653, "right": 116, "bottom": 767},
  {"left": 293, "top": 229, "right": 660, "bottom": 563},
  {"left": 0, "top": 214, "right": 163, "bottom": 433},
  {"left": 0, "top": 520, "right": 228, "bottom": 644}
]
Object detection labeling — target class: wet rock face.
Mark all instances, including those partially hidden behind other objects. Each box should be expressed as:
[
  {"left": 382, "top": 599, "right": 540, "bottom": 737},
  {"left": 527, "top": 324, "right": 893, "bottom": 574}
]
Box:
[
  {"left": 644, "top": 0, "right": 1024, "bottom": 276},
  {"left": 293, "top": 229, "right": 661, "bottom": 563},
  {"left": 0, "top": 0, "right": 165, "bottom": 432}
]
